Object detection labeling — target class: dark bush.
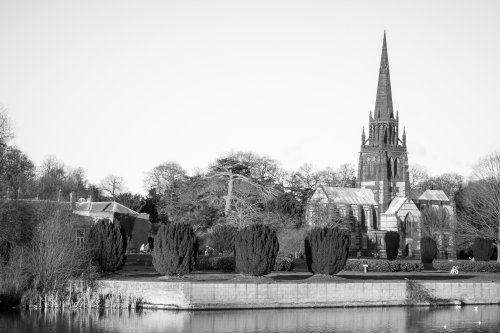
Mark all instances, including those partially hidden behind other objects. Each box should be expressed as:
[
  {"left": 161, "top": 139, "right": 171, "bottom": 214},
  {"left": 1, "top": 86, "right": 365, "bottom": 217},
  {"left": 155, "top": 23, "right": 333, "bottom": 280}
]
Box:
[
  {"left": 0, "top": 201, "right": 39, "bottom": 263},
  {"left": 235, "top": 224, "right": 279, "bottom": 276},
  {"left": 305, "top": 227, "right": 350, "bottom": 275},
  {"left": 152, "top": 223, "right": 197, "bottom": 276},
  {"left": 344, "top": 259, "right": 424, "bottom": 272},
  {"left": 472, "top": 238, "right": 492, "bottom": 261},
  {"left": 208, "top": 224, "right": 237, "bottom": 255},
  {"left": 196, "top": 256, "right": 235, "bottom": 271},
  {"left": 420, "top": 237, "right": 437, "bottom": 264},
  {"left": 433, "top": 260, "right": 500, "bottom": 273},
  {"left": 87, "top": 219, "right": 127, "bottom": 272},
  {"left": 273, "top": 256, "right": 295, "bottom": 271},
  {"left": 384, "top": 231, "right": 400, "bottom": 260}
]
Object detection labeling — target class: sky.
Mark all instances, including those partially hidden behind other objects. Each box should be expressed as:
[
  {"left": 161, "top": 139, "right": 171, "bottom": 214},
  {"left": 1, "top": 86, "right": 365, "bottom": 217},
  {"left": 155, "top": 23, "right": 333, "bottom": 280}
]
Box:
[{"left": 1, "top": 0, "right": 499, "bottom": 194}]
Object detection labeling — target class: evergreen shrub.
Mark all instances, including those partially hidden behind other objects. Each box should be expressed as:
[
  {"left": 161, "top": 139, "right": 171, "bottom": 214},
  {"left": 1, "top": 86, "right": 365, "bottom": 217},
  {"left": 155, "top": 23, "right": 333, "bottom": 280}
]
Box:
[
  {"left": 87, "top": 219, "right": 127, "bottom": 272},
  {"left": 304, "top": 227, "right": 350, "bottom": 275},
  {"left": 384, "top": 231, "right": 400, "bottom": 260},
  {"left": 472, "top": 237, "right": 492, "bottom": 261},
  {"left": 420, "top": 237, "right": 437, "bottom": 264},
  {"left": 234, "top": 224, "right": 279, "bottom": 276},
  {"left": 152, "top": 223, "right": 197, "bottom": 276}
]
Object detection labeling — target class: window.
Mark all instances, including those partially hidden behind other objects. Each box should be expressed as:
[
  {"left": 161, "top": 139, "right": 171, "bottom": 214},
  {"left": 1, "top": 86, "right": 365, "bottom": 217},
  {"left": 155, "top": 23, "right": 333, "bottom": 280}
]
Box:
[{"left": 76, "top": 229, "right": 85, "bottom": 247}]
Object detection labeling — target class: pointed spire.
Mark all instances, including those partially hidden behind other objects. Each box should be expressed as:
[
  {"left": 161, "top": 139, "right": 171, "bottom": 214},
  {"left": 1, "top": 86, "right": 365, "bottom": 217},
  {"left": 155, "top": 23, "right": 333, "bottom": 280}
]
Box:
[
  {"left": 361, "top": 127, "right": 366, "bottom": 146},
  {"left": 369, "top": 110, "right": 373, "bottom": 120},
  {"left": 402, "top": 127, "right": 406, "bottom": 146},
  {"left": 374, "top": 31, "right": 394, "bottom": 120}
]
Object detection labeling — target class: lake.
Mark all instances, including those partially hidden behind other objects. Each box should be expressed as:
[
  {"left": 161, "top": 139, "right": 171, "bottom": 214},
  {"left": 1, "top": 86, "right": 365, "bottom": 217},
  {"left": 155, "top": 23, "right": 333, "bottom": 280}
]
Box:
[{"left": 1, "top": 306, "right": 499, "bottom": 333}]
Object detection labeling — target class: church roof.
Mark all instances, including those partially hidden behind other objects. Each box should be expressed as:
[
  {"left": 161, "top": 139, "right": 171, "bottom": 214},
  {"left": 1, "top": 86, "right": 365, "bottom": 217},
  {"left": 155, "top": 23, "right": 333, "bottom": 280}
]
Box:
[
  {"left": 374, "top": 31, "right": 394, "bottom": 120},
  {"left": 419, "top": 190, "right": 449, "bottom": 202},
  {"left": 319, "top": 186, "right": 377, "bottom": 205},
  {"left": 385, "top": 197, "right": 409, "bottom": 214}
]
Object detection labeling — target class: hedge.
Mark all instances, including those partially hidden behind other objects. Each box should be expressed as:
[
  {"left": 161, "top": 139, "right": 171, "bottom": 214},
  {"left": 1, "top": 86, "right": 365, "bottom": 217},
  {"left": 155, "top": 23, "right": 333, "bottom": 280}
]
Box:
[
  {"left": 433, "top": 260, "right": 500, "bottom": 273},
  {"left": 196, "top": 256, "right": 236, "bottom": 271},
  {"left": 344, "top": 259, "right": 424, "bottom": 272}
]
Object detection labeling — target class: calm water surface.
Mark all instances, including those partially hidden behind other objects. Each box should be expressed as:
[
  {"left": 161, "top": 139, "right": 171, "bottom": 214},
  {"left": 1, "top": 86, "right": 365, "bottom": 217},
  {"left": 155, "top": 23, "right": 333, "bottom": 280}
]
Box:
[{"left": 1, "top": 306, "right": 499, "bottom": 333}]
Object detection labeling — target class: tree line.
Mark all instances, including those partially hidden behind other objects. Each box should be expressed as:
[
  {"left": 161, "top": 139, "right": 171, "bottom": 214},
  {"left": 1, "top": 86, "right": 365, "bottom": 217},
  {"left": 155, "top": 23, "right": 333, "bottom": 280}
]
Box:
[{"left": 1, "top": 106, "right": 499, "bottom": 259}]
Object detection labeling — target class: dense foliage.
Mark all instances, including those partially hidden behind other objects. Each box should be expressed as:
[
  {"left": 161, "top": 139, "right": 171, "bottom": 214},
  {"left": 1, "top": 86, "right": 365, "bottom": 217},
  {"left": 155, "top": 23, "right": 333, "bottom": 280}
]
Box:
[
  {"left": 208, "top": 224, "right": 237, "bottom": 255},
  {"left": 273, "top": 256, "right": 295, "bottom": 271},
  {"left": 0, "top": 201, "right": 39, "bottom": 264},
  {"left": 234, "top": 224, "right": 279, "bottom": 276},
  {"left": 88, "top": 219, "right": 127, "bottom": 272},
  {"left": 420, "top": 237, "right": 437, "bottom": 264},
  {"left": 384, "top": 231, "right": 400, "bottom": 260},
  {"left": 304, "top": 227, "right": 350, "bottom": 275},
  {"left": 152, "top": 223, "right": 197, "bottom": 276},
  {"left": 472, "top": 237, "right": 492, "bottom": 261}
]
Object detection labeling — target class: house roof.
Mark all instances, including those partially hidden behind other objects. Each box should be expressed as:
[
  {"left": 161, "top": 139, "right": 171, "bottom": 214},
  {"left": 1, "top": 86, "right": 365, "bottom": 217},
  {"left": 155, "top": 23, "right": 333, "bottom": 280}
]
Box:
[
  {"left": 320, "top": 186, "right": 377, "bottom": 206},
  {"left": 418, "top": 190, "right": 449, "bottom": 202},
  {"left": 385, "top": 197, "right": 408, "bottom": 215},
  {"left": 74, "top": 201, "right": 139, "bottom": 216}
]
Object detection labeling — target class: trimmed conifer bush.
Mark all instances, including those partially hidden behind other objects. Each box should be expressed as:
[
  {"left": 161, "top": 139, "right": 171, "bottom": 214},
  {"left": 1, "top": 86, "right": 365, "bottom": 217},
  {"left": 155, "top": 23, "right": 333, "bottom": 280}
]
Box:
[
  {"left": 152, "top": 223, "right": 197, "bottom": 276},
  {"left": 472, "top": 237, "right": 492, "bottom": 261},
  {"left": 87, "top": 219, "right": 127, "bottom": 272},
  {"left": 234, "top": 224, "right": 279, "bottom": 276},
  {"left": 384, "top": 231, "right": 400, "bottom": 261},
  {"left": 304, "top": 227, "right": 351, "bottom": 275},
  {"left": 420, "top": 237, "right": 437, "bottom": 264}
]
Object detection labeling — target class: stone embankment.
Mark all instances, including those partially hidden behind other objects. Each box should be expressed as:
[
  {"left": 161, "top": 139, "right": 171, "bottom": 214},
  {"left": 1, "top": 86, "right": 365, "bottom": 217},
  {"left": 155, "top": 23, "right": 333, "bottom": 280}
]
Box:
[{"left": 98, "top": 278, "right": 500, "bottom": 310}]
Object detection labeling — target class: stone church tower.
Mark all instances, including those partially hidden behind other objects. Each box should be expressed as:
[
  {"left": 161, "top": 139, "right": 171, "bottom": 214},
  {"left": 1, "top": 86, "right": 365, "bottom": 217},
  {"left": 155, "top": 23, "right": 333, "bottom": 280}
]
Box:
[{"left": 358, "top": 32, "right": 410, "bottom": 225}]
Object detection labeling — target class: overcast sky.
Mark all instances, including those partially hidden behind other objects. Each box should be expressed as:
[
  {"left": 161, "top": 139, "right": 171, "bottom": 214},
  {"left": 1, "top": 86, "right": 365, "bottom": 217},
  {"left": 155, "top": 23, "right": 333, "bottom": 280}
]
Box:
[{"left": 1, "top": 0, "right": 499, "bottom": 194}]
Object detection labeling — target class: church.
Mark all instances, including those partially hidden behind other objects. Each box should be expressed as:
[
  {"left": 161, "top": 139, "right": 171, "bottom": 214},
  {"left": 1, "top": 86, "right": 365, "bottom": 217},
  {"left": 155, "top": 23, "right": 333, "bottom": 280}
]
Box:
[{"left": 307, "top": 33, "right": 452, "bottom": 259}]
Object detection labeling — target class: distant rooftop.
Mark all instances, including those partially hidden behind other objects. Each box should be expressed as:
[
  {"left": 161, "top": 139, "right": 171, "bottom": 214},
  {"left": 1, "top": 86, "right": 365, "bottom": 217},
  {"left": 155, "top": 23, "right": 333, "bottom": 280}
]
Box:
[
  {"left": 74, "top": 201, "right": 139, "bottom": 216},
  {"left": 418, "top": 190, "right": 449, "bottom": 202}
]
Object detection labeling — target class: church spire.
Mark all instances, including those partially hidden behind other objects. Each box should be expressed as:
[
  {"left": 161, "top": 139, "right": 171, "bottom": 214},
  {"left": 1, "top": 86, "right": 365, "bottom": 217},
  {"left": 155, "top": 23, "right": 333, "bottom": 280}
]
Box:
[
  {"left": 361, "top": 127, "right": 365, "bottom": 147},
  {"left": 374, "top": 31, "right": 394, "bottom": 120}
]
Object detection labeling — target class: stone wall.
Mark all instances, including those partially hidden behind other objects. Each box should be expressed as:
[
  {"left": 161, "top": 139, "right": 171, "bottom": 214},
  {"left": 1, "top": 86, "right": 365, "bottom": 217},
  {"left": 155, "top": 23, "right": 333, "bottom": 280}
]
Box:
[{"left": 98, "top": 279, "right": 500, "bottom": 310}]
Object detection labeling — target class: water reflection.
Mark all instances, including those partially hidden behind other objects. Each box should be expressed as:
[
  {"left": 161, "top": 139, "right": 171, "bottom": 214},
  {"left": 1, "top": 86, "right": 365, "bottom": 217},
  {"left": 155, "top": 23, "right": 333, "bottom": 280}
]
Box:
[{"left": 0, "top": 306, "right": 499, "bottom": 333}]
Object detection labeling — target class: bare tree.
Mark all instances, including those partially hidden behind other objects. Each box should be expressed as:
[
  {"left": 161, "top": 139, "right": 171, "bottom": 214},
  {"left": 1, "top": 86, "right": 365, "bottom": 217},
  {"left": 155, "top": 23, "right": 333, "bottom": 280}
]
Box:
[
  {"left": 420, "top": 205, "right": 450, "bottom": 240},
  {"left": 409, "top": 163, "right": 429, "bottom": 191},
  {"left": 306, "top": 200, "right": 353, "bottom": 231},
  {"left": 458, "top": 151, "right": 500, "bottom": 261},
  {"left": 336, "top": 163, "right": 356, "bottom": 187},
  {"left": 204, "top": 158, "right": 277, "bottom": 220},
  {"left": 0, "top": 105, "right": 14, "bottom": 145},
  {"left": 99, "top": 174, "right": 125, "bottom": 198},
  {"left": 144, "top": 161, "right": 186, "bottom": 196}
]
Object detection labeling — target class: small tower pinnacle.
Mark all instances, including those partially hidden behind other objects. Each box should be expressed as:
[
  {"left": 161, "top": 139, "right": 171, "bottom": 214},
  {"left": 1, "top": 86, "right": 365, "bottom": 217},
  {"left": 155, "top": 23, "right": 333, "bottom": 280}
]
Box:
[
  {"left": 402, "top": 127, "right": 406, "bottom": 147},
  {"left": 361, "top": 127, "right": 366, "bottom": 147}
]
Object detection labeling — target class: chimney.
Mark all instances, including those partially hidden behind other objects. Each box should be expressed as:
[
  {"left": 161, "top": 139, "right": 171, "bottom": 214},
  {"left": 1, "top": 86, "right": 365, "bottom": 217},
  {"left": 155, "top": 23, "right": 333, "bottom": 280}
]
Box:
[{"left": 70, "top": 192, "right": 75, "bottom": 210}]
